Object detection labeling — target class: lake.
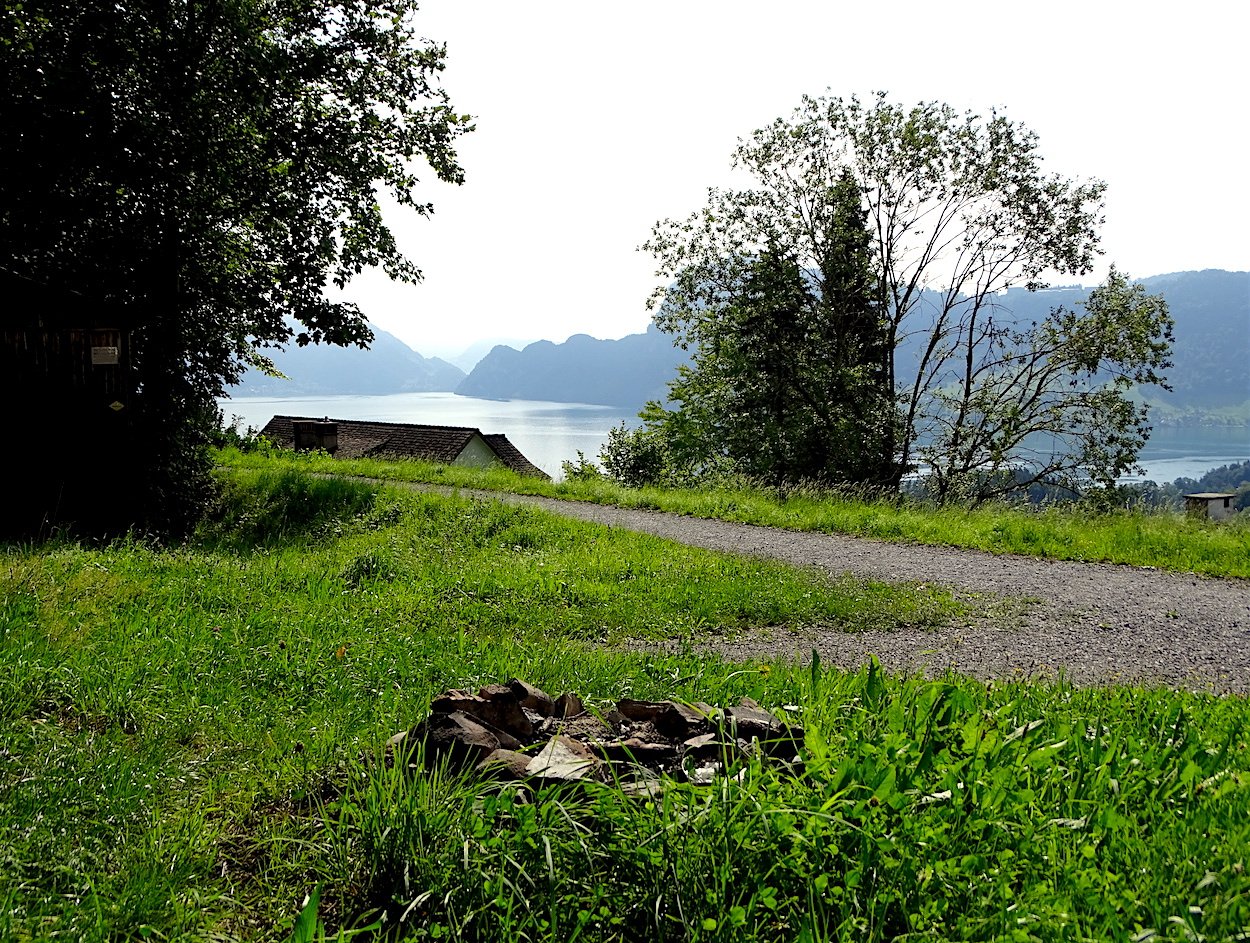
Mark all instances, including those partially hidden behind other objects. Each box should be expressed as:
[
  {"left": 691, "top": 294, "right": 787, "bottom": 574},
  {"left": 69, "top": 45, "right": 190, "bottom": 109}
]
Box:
[
  {"left": 220, "top": 392, "right": 638, "bottom": 478},
  {"left": 1118, "top": 424, "right": 1250, "bottom": 484},
  {"left": 220, "top": 392, "right": 1250, "bottom": 484}
]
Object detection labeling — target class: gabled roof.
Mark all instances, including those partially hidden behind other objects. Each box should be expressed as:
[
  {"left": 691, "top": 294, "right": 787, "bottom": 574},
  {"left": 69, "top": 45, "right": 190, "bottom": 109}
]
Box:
[
  {"left": 259, "top": 415, "right": 550, "bottom": 479},
  {"left": 482, "top": 433, "right": 548, "bottom": 479}
]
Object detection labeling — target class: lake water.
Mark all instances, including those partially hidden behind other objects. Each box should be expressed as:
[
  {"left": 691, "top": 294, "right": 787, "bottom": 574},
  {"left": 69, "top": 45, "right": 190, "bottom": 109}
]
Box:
[
  {"left": 1118, "top": 424, "right": 1250, "bottom": 484},
  {"left": 221, "top": 392, "right": 1250, "bottom": 484},
  {"left": 221, "top": 392, "right": 638, "bottom": 478}
]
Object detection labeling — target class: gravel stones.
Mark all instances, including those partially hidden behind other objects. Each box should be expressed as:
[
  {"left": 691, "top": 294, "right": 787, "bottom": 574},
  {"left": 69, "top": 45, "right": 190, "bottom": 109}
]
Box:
[{"left": 489, "top": 493, "right": 1250, "bottom": 694}]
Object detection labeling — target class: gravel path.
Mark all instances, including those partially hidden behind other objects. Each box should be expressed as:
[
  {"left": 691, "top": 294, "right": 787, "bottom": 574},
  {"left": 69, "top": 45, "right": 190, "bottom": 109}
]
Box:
[{"left": 440, "top": 488, "right": 1250, "bottom": 694}]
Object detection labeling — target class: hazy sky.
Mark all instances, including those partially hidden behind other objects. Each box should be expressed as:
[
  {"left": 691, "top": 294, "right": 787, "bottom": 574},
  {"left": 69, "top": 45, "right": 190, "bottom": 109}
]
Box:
[{"left": 339, "top": 0, "right": 1249, "bottom": 360}]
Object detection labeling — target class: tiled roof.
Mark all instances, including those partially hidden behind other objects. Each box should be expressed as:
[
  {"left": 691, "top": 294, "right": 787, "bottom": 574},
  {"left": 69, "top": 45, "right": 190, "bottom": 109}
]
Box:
[
  {"left": 259, "top": 415, "right": 549, "bottom": 479},
  {"left": 482, "top": 433, "right": 547, "bottom": 479}
]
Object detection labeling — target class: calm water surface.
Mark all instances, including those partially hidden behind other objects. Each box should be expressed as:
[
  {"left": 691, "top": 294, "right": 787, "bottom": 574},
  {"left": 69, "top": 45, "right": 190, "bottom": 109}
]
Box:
[
  {"left": 221, "top": 392, "right": 637, "bottom": 478},
  {"left": 221, "top": 392, "right": 1250, "bottom": 484},
  {"left": 1120, "top": 424, "right": 1250, "bottom": 483}
]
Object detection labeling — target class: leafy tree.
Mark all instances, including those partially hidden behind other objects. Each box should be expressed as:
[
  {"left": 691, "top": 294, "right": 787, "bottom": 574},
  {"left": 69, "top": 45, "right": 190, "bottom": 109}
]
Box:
[
  {"left": 914, "top": 268, "right": 1172, "bottom": 502},
  {"left": 642, "top": 92, "right": 1172, "bottom": 502},
  {"left": 635, "top": 171, "right": 896, "bottom": 488},
  {"left": 0, "top": 0, "right": 469, "bottom": 534}
]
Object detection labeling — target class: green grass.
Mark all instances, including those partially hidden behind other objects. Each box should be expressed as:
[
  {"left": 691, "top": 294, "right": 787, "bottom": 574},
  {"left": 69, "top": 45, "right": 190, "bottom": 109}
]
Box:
[
  {"left": 218, "top": 446, "right": 1250, "bottom": 579},
  {"left": 3, "top": 467, "right": 1248, "bottom": 941},
  {"left": 338, "top": 670, "right": 1250, "bottom": 942}
]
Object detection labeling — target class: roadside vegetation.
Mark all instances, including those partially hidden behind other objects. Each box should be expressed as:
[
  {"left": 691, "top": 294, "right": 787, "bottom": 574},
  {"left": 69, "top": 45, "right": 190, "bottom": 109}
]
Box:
[
  {"left": 216, "top": 445, "right": 1250, "bottom": 579},
  {"left": 3, "top": 467, "right": 1248, "bottom": 940},
  {"left": 1, "top": 467, "right": 946, "bottom": 938}
]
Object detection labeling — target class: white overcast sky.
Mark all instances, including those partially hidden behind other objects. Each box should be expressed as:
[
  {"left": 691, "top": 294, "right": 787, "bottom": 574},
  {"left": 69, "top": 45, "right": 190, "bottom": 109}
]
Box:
[{"left": 339, "top": 0, "right": 1250, "bottom": 360}]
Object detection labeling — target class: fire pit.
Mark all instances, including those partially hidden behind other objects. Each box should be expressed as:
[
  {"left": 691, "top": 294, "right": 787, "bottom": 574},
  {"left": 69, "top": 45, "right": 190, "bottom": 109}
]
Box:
[{"left": 391, "top": 679, "right": 805, "bottom": 791}]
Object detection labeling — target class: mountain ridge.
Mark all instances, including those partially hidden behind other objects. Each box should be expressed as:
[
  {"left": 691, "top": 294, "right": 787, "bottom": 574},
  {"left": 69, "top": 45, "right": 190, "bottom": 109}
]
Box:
[
  {"left": 229, "top": 271, "right": 1247, "bottom": 425},
  {"left": 454, "top": 323, "right": 693, "bottom": 408},
  {"left": 231, "top": 325, "right": 465, "bottom": 396},
  {"left": 457, "top": 270, "right": 1247, "bottom": 422}
]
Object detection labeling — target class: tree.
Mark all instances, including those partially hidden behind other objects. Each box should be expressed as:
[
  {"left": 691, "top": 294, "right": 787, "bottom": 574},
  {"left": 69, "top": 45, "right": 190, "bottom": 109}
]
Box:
[
  {"left": 635, "top": 170, "right": 896, "bottom": 488},
  {"left": 0, "top": 0, "right": 470, "bottom": 534},
  {"left": 641, "top": 92, "right": 1172, "bottom": 502},
  {"left": 915, "top": 269, "right": 1172, "bottom": 502}
]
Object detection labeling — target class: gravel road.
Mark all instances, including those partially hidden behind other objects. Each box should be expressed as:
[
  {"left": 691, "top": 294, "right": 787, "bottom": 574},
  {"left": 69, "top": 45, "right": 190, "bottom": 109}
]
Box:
[{"left": 453, "top": 489, "right": 1250, "bottom": 694}]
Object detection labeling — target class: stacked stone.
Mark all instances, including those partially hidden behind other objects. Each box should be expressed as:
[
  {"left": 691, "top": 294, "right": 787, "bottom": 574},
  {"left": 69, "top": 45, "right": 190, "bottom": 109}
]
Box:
[{"left": 393, "top": 679, "right": 805, "bottom": 791}]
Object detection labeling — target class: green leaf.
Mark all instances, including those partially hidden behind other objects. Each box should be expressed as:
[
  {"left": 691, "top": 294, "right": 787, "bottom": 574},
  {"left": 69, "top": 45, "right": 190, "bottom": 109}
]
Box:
[{"left": 288, "top": 886, "right": 322, "bottom": 943}]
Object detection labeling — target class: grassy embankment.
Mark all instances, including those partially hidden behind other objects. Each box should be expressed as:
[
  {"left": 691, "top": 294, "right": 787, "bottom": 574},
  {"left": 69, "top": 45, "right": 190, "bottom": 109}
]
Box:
[
  {"left": 219, "top": 446, "right": 1250, "bottom": 579},
  {"left": 3, "top": 467, "right": 1248, "bottom": 941}
]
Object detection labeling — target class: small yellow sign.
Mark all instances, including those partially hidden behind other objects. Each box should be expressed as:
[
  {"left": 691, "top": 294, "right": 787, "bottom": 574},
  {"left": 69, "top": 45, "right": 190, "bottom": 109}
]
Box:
[{"left": 109, "top": 401, "right": 125, "bottom": 412}]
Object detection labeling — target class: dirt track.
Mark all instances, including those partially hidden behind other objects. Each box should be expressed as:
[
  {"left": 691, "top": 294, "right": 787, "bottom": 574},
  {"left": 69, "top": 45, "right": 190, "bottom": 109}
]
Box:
[{"left": 453, "top": 489, "right": 1250, "bottom": 694}]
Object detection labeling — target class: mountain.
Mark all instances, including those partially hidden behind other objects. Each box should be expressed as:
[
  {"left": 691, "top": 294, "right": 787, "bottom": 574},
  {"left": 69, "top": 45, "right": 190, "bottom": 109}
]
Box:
[
  {"left": 892, "top": 269, "right": 1249, "bottom": 425},
  {"left": 1137, "top": 270, "right": 1249, "bottom": 414},
  {"left": 446, "top": 337, "right": 537, "bottom": 373},
  {"left": 454, "top": 271, "right": 1246, "bottom": 419},
  {"left": 229, "top": 271, "right": 1246, "bottom": 419},
  {"left": 455, "top": 323, "right": 692, "bottom": 408},
  {"left": 230, "top": 326, "right": 465, "bottom": 396}
]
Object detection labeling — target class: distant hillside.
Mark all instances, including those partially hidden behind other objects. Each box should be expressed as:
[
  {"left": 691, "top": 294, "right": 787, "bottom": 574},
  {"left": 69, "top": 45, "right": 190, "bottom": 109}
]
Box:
[
  {"left": 455, "top": 323, "right": 692, "bottom": 408},
  {"left": 230, "top": 271, "right": 1245, "bottom": 416},
  {"left": 446, "top": 337, "right": 537, "bottom": 373},
  {"left": 456, "top": 270, "right": 1246, "bottom": 419},
  {"left": 231, "top": 326, "right": 465, "bottom": 396},
  {"left": 893, "top": 269, "right": 1248, "bottom": 425},
  {"left": 1137, "top": 270, "right": 1248, "bottom": 416}
]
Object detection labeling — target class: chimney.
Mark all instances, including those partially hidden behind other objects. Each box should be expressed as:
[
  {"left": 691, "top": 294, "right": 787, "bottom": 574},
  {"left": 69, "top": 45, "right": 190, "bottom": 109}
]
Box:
[{"left": 291, "top": 419, "right": 338, "bottom": 454}]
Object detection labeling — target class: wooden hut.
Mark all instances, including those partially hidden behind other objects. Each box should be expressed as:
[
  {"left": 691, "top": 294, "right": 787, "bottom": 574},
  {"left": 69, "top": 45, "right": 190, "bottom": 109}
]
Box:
[{"left": 1, "top": 268, "right": 137, "bottom": 534}]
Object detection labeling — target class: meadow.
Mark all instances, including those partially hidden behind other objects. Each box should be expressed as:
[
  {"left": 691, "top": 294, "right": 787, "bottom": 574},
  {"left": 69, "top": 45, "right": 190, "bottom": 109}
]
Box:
[
  {"left": 220, "top": 446, "right": 1250, "bottom": 579},
  {"left": 2, "top": 466, "right": 1248, "bottom": 941}
]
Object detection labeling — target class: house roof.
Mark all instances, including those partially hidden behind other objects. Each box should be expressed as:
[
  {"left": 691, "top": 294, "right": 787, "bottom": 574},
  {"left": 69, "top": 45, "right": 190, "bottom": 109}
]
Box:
[
  {"left": 259, "top": 415, "right": 550, "bottom": 479},
  {"left": 482, "top": 433, "right": 548, "bottom": 479},
  {"left": 1184, "top": 492, "right": 1236, "bottom": 500}
]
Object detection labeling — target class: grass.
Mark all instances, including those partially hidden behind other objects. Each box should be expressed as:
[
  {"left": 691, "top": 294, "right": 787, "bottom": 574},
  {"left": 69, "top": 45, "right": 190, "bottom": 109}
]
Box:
[
  {"left": 218, "top": 445, "right": 1250, "bottom": 579},
  {"left": 3, "top": 467, "right": 1248, "bottom": 941}
]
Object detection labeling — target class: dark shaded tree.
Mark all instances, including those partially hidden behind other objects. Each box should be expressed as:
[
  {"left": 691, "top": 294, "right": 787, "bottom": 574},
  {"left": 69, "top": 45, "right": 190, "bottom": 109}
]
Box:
[{"left": 0, "top": 0, "right": 469, "bottom": 535}]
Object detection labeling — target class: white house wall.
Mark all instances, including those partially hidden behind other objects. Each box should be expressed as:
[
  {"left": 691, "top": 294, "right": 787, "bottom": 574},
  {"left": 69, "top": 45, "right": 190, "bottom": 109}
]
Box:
[{"left": 453, "top": 434, "right": 504, "bottom": 469}]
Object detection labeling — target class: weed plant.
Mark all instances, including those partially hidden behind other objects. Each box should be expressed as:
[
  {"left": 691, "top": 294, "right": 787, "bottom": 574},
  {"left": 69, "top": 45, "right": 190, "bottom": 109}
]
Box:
[
  {"left": 216, "top": 447, "right": 1250, "bottom": 579},
  {"left": 2, "top": 468, "right": 1247, "bottom": 940}
]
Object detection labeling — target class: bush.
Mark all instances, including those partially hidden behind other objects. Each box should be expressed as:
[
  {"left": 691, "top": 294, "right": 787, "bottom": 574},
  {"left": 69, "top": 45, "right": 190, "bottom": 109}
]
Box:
[{"left": 559, "top": 451, "right": 605, "bottom": 482}]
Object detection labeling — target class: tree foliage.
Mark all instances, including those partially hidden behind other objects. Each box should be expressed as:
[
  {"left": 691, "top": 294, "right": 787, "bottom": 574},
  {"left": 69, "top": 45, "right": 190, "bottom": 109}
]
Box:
[
  {"left": 0, "top": 0, "right": 469, "bottom": 533},
  {"left": 916, "top": 268, "right": 1172, "bottom": 502},
  {"left": 634, "top": 92, "right": 1172, "bottom": 502},
  {"left": 635, "top": 170, "right": 895, "bottom": 488}
]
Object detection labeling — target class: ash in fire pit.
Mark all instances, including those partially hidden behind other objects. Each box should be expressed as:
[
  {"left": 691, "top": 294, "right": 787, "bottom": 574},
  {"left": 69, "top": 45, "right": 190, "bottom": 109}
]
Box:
[{"left": 391, "top": 679, "right": 805, "bottom": 790}]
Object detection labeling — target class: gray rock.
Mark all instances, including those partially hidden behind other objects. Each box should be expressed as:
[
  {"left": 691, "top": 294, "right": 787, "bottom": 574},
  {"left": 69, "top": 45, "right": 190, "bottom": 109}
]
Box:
[
  {"left": 616, "top": 698, "right": 667, "bottom": 721},
  {"left": 724, "top": 706, "right": 805, "bottom": 758},
  {"left": 477, "top": 748, "right": 534, "bottom": 780},
  {"left": 415, "top": 711, "right": 502, "bottom": 769},
  {"left": 598, "top": 737, "right": 679, "bottom": 764},
  {"left": 683, "top": 732, "right": 737, "bottom": 761},
  {"left": 508, "top": 679, "right": 556, "bottom": 716},
  {"left": 553, "top": 692, "right": 584, "bottom": 719},
  {"left": 431, "top": 690, "right": 534, "bottom": 739},
  {"left": 526, "top": 735, "right": 601, "bottom": 783}
]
